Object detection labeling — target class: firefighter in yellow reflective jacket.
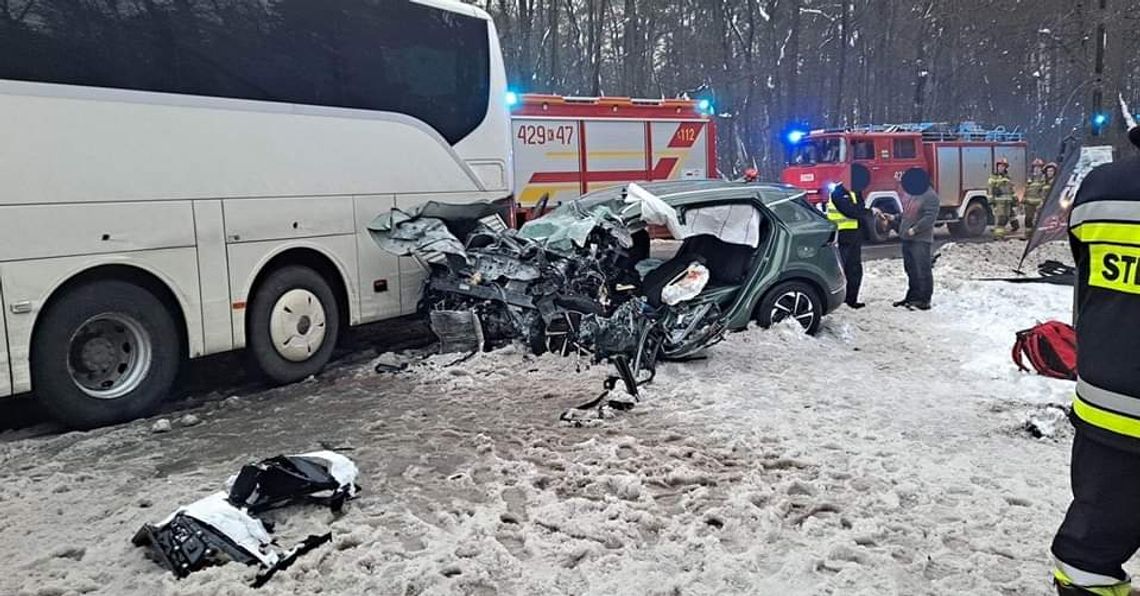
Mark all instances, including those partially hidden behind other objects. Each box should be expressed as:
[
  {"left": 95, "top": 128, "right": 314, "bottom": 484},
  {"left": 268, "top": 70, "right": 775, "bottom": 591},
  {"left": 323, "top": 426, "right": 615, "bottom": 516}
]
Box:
[
  {"left": 1024, "top": 158, "right": 1054, "bottom": 238},
  {"left": 1051, "top": 126, "right": 1140, "bottom": 596},
  {"left": 989, "top": 157, "right": 1019, "bottom": 239}
]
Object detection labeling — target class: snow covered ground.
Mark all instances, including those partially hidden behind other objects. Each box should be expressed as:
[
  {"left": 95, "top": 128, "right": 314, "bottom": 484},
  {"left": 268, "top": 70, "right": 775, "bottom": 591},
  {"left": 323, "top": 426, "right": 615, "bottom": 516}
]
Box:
[{"left": 0, "top": 241, "right": 1101, "bottom": 596}]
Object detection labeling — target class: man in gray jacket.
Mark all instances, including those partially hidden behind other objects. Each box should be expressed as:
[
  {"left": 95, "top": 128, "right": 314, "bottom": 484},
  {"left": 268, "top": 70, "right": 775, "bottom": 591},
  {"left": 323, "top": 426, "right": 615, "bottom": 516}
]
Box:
[{"left": 883, "top": 168, "right": 940, "bottom": 310}]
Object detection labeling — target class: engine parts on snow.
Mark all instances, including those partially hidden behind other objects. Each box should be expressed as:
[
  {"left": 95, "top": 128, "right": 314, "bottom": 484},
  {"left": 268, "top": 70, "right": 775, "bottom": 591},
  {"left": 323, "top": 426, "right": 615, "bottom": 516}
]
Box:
[
  {"left": 1012, "top": 321, "right": 1078, "bottom": 380},
  {"left": 132, "top": 451, "right": 359, "bottom": 586},
  {"left": 429, "top": 309, "right": 486, "bottom": 354}
]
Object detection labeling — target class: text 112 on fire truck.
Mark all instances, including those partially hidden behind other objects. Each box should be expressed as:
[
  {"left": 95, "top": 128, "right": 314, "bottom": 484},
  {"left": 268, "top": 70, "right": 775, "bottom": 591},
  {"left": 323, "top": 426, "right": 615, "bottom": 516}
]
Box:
[{"left": 780, "top": 122, "right": 1027, "bottom": 243}]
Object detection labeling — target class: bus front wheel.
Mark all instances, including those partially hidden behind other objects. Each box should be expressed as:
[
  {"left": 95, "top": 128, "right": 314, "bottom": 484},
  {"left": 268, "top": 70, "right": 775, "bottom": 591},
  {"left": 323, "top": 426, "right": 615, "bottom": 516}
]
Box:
[
  {"left": 247, "top": 266, "right": 340, "bottom": 384},
  {"left": 32, "top": 280, "right": 181, "bottom": 429}
]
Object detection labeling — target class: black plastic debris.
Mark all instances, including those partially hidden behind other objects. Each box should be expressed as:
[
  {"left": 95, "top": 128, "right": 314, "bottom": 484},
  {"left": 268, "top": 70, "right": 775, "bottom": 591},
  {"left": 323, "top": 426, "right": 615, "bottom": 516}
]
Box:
[
  {"left": 229, "top": 453, "right": 359, "bottom": 514},
  {"left": 250, "top": 533, "right": 333, "bottom": 589},
  {"left": 133, "top": 451, "right": 359, "bottom": 587}
]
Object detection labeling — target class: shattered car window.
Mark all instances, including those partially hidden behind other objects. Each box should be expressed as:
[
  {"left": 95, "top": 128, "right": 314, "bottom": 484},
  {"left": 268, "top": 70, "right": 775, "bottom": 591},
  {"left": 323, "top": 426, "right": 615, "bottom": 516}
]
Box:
[{"left": 517, "top": 200, "right": 634, "bottom": 255}]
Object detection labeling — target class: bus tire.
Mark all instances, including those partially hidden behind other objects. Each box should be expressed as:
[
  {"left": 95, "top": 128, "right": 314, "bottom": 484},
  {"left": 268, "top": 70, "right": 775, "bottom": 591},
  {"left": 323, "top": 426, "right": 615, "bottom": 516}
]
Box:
[
  {"left": 949, "top": 199, "right": 989, "bottom": 238},
  {"left": 247, "top": 265, "right": 340, "bottom": 384},
  {"left": 32, "top": 280, "right": 181, "bottom": 429}
]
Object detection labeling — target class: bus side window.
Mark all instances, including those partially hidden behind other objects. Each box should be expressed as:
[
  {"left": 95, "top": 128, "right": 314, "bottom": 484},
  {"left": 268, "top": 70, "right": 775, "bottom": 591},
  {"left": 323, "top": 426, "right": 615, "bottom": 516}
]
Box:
[{"left": 851, "top": 139, "right": 875, "bottom": 161}]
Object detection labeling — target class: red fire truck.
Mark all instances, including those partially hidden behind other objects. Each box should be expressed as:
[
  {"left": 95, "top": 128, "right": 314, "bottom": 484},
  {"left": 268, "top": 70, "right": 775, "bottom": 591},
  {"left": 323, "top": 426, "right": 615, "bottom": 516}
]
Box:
[
  {"left": 780, "top": 123, "right": 1028, "bottom": 242},
  {"left": 510, "top": 94, "right": 718, "bottom": 223}
]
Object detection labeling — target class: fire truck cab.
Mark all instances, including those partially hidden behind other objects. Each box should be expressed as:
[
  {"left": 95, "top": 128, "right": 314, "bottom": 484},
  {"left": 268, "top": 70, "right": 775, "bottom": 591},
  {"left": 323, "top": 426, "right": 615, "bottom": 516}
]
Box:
[{"left": 781, "top": 123, "right": 1027, "bottom": 242}]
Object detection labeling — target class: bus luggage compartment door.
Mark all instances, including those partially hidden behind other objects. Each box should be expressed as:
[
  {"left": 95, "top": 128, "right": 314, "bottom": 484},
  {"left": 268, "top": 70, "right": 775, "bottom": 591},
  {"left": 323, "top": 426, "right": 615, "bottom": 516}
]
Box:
[{"left": 0, "top": 279, "right": 11, "bottom": 397}]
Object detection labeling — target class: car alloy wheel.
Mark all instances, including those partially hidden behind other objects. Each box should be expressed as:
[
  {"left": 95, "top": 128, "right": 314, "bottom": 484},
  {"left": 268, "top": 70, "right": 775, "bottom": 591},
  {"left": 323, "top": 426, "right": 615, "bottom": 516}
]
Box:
[{"left": 769, "top": 290, "right": 817, "bottom": 331}]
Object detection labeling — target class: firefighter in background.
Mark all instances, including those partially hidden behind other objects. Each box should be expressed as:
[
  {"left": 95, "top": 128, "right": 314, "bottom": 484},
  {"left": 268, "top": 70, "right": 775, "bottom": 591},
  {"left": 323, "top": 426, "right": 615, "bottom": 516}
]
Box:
[
  {"left": 989, "top": 157, "right": 1019, "bottom": 239},
  {"left": 1034, "top": 162, "right": 1059, "bottom": 235},
  {"left": 827, "top": 163, "right": 871, "bottom": 309},
  {"left": 741, "top": 167, "right": 760, "bottom": 183},
  {"left": 1050, "top": 124, "right": 1140, "bottom": 596},
  {"left": 1024, "top": 158, "right": 1049, "bottom": 238}
]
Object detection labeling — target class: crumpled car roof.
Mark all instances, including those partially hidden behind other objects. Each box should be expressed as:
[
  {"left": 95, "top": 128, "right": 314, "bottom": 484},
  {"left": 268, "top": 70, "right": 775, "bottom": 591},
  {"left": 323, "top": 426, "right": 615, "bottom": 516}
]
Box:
[{"left": 517, "top": 200, "right": 633, "bottom": 255}]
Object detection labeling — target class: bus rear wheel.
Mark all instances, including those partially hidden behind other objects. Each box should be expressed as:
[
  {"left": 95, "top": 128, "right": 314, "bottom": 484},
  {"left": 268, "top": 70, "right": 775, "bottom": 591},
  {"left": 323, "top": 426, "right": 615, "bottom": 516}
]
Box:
[
  {"left": 247, "top": 266, "right": 340, "bottom": 384},
  {"left": 32, "top": 280, "right": 180, "bottom": 429}
]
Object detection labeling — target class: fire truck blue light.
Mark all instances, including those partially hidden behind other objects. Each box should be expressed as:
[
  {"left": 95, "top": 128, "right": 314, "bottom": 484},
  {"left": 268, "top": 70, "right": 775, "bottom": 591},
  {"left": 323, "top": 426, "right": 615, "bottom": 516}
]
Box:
[
  {"left": 506, "top": 91, "right": 519, "bottom": 107},
  {"left": 786, "top": 130, "right": 807, "bottom": 144}
]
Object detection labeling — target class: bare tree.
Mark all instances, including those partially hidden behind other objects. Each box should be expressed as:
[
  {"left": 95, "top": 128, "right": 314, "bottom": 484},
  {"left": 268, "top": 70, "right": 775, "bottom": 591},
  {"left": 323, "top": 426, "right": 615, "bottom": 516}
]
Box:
[{"left": 476, "top": 0, "right": 1140, "bottom": 174}]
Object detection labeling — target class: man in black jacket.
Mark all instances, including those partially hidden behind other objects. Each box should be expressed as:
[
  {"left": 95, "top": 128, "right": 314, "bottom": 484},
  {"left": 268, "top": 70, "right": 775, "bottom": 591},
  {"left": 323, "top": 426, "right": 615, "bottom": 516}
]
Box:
[{"left": 828, "top": 163, "right": 872, "bottom": 309}]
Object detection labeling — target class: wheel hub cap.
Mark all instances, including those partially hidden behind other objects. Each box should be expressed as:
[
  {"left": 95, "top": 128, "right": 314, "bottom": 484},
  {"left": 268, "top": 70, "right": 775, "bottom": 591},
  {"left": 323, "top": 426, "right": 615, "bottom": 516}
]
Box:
[
  {"left": 269, "top": 289, "right": 327, "bottom": 363},
  {"left": 770, "top": 291, "right": 816, "bottom": 331},
  {"left": 67, "top": 314, "right": 152, "bottom": 399}
]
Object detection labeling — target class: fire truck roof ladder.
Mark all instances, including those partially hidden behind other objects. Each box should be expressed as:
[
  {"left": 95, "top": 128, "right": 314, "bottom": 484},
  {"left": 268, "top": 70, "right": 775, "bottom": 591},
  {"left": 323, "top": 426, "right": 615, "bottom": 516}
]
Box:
[{"left": 816, "top": 122, "right": 1025, "bottom": 143}]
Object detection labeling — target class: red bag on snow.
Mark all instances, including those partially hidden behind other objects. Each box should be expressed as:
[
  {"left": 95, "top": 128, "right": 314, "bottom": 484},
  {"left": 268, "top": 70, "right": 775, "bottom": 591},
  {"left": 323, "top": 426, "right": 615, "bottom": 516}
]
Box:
[{"left": 1012, "top": 321, "right": 1078, "bottom": 380}]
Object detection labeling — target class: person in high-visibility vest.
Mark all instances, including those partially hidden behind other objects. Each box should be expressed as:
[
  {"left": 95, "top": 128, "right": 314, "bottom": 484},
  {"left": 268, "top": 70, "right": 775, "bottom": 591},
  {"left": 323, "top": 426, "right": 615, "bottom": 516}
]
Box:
[
  {"left": 827, "top": 163, "right": 871, "bottom": 309},
  {"left": 1050, "top": 124, "right": 1140, "bottom": 596}
]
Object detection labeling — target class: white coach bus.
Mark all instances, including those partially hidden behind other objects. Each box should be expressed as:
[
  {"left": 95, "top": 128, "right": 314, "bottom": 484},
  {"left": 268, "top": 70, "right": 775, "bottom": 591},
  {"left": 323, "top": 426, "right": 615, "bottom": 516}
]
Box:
[{"left": 0, "top": 0, "right": 512, "bottom": 427}]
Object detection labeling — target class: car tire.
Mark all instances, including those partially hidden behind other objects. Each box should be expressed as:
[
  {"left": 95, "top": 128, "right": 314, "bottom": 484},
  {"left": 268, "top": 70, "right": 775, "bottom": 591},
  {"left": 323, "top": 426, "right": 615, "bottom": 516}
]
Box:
[
  {"left": 755, "top": 281, "right": 823, "bottom": 335},
  {"left": 949, "top": 199, "right": 989, "bottom": 238},
  {"left": 31, "top": 280, "right": 181, "bottom": 429},
  {"left": 247, "top": 266, "right": 340, "bottom": 384}
]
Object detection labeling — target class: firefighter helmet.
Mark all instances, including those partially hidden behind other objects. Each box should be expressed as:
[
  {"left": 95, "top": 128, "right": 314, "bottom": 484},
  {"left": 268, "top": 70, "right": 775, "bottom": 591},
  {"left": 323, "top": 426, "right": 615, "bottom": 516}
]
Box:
[
  {"left": 996, "top": 157, "right": 1010, "bottom": 167},
  {"left": 1044, "top": 162, "right": 1059, "bottom": 175},
  {"left": 742, "top": 167, "right": 759, "bottom": 182},
  {"left": 1031, "top": 158, "right": 1045, "bottom": 168}
]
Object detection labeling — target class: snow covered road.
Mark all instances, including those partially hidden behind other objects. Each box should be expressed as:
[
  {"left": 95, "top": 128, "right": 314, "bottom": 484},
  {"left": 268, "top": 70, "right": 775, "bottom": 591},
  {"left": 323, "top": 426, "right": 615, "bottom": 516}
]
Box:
[{"left": 0, "top": 242, "right": 1097, "bottom": 596}]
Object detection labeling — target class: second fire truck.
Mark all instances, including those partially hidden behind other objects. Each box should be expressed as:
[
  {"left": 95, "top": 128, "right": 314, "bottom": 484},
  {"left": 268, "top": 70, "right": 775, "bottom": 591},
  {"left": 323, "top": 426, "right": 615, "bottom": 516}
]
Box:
[{"left": 781, "top": 123, "right": 1028, "bottom": 242}]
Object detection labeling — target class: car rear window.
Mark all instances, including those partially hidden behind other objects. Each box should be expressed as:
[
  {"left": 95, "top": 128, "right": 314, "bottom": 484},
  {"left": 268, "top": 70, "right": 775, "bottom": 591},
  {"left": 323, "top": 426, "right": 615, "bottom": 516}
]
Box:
[{"left": 769, "top": 195, "right": 825, "bottom": 223}]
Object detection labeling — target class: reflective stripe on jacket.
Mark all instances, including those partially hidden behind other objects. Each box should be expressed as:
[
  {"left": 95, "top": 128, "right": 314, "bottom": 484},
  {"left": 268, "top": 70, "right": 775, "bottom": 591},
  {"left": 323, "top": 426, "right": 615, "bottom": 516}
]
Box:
[
  {"left": 1067, "top": 157, "right": 1140, "bottom": 450},
  {"left": 1025, "top": 178, "right": 1051, "bottom": 205},
  {"left": 989, "top": 173, "right": 1015, "bottom": 201}
]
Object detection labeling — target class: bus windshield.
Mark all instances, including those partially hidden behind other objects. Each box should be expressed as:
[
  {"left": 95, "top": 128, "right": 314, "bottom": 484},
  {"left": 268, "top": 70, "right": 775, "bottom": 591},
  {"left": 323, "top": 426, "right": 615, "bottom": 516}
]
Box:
[{"left": 790, "top": 138, "right": 845, "bottom": 165}]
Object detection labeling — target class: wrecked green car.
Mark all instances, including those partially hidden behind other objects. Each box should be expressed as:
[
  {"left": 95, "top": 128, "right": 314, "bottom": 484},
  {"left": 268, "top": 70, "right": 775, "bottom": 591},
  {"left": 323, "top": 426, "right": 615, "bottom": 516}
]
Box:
[{"left": 369, "top": 180, "right": 845, "bottom": 391}]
